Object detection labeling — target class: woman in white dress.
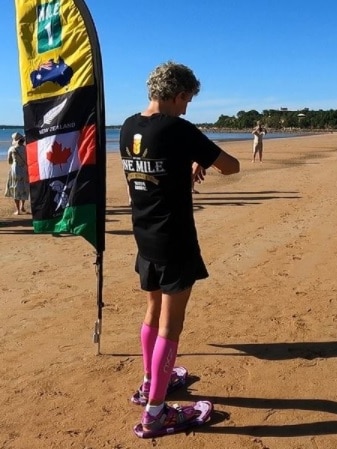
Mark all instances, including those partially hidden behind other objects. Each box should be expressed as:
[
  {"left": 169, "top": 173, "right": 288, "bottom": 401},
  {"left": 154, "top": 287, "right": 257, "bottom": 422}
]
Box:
[{"left": 5, "top": 132, "right": 30, "bottom": 215}]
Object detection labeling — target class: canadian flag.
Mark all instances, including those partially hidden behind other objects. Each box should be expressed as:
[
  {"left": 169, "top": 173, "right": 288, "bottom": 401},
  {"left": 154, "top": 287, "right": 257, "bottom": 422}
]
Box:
[{"left": 27, "top": 124, "right": 96, "bottom": 183}]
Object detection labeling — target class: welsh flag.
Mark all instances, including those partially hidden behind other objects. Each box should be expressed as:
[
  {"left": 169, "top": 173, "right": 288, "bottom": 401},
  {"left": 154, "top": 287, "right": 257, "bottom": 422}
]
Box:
[{"left": 15, "top": 0, "right": 106, "bottom": 250}]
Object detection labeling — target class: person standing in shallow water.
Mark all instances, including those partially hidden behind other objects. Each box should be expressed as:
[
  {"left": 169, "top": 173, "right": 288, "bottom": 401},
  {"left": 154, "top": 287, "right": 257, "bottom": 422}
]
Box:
[
  {"left": 119, "top": 61, "right": 240, "bottom": 437},
  {"left": 5, "top": 132, "right": 30, "bottom": 215},
  {"left": 252, "top": 121, "right": 267, "bottom": 163}
]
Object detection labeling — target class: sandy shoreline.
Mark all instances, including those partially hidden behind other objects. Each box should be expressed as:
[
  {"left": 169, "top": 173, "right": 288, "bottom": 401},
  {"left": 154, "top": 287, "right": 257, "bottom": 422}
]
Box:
[{"left": 1, "top": 133, "right": 337, "bottom": 448}]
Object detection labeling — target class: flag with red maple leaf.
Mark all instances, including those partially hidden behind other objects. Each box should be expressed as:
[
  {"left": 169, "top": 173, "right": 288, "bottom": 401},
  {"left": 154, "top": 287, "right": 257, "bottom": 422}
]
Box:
[
  {"left": 15, "top": 0, "right": 106, "bottom": 252},
  {"left": 15, "top": 0, "right": 106, "bottom": 353},
  {"left": 46, "top": 141, "right": 72, "bottom": 169}
]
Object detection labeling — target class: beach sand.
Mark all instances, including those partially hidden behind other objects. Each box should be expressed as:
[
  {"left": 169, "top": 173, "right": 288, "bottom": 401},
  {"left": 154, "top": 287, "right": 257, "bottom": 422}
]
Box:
[{"left": 1, "top": 134, "right": 337, "bottom": 448}]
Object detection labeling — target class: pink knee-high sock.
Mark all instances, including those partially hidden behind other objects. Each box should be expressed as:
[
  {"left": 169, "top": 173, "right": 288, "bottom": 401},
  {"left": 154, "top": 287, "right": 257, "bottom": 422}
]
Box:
[
  {"left": 149, "top": 335, "right": 178, "bottom": 402},
  {"left": 141, "top": 323, "right": 158, "bottom": 375}
]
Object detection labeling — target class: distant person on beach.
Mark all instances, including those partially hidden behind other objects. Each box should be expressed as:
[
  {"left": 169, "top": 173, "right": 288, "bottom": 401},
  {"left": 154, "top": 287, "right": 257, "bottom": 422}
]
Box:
[
  {"left": 5, "top": 132, "right": 29, "bottom": 215},
  {"left": 252, "top": 121, "right": 267, "bottom": 163},
  {"left": 119, "top": 60, "right": 240, "bottom": 438}
]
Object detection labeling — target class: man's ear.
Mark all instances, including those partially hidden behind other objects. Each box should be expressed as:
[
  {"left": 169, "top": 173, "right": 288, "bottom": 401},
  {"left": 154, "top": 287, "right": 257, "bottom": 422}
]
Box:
[
  {"left": 179, "top": 92, "right": 193, "bottom": 102},
  {"left": 173, "top": 92, "right": 183, "bottom": 103}
]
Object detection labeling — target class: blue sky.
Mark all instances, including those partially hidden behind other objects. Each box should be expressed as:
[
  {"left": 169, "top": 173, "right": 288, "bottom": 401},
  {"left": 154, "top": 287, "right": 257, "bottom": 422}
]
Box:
[{"left": 2, "top": 0, "right": 337, "bottom": 125}]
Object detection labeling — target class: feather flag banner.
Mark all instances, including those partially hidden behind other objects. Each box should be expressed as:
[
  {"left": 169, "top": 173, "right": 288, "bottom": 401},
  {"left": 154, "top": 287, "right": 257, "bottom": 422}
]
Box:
[{"left": 14, "top": 0, "right": 106, "bottom": 251}]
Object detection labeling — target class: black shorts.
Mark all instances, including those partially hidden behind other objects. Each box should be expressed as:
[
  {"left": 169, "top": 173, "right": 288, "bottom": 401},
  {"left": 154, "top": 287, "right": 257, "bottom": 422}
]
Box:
[{"left": 135, "top": 252, "right": 209, "bottom": 294}]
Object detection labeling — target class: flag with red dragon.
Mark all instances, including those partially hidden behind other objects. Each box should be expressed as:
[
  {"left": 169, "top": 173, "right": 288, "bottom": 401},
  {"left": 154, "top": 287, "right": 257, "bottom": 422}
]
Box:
[{"left": 14, "top": 0, "right": 106, "bottom": 352}]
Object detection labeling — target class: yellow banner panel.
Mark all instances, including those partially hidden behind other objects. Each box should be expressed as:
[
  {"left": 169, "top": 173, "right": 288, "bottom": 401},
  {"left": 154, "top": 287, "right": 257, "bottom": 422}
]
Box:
[{"left": 15, "top": 0, "right": 94, "bottom": 105}]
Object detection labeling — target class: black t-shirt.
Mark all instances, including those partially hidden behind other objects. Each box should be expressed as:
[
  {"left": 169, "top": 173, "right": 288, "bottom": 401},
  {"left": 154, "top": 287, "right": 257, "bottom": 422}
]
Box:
[{"left": 119, "top": 113, "right": 221, "bottom": 263}]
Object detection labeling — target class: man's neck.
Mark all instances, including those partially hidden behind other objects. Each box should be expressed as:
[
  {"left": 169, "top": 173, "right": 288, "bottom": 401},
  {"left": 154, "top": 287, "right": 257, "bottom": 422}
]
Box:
[{"left": 142, "top": 99, "right": 175, "bottom": 117}]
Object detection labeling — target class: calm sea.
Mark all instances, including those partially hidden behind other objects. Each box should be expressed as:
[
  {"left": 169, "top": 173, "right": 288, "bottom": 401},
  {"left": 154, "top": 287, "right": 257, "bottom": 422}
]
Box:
[{"left": 0, "top": 127, "right": 306, "bottom": 161}]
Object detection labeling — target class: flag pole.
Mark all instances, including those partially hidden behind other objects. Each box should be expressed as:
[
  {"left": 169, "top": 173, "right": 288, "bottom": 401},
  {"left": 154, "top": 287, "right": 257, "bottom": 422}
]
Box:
[
  {"left": 74, "top": 0, "right": 107, "bottom": 354},
  {"left": 15, "top": 0, "right": 107, "bottom": 354},
  {"left": 93, "top": 251, "right": 104, "bottom": 355}
]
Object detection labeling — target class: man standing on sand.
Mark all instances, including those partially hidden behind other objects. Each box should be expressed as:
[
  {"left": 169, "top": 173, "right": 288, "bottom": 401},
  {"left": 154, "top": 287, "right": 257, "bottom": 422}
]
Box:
[
  {"left": 252, "top": 121, "right": 267, "bottom": 163},
  {"left": 119, "top": 60, "right": 240, "bottom": 438}
]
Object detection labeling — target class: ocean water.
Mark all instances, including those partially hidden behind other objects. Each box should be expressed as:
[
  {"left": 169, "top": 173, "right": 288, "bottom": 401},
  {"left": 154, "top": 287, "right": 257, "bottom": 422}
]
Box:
[{"left": 0, "top": 127, "right": 305, "bottom": 161}]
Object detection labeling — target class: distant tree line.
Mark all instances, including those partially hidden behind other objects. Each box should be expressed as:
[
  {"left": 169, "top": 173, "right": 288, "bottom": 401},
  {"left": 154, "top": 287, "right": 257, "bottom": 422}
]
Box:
[
  {"left": 198, "top": 108, "right": 337, "bottom": 130},
  {"left": 4, "top": 108, "right": 337, "bottom": 131}
]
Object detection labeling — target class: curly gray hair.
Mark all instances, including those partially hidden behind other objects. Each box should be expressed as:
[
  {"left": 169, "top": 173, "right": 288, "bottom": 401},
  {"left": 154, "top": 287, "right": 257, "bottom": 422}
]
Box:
[{"left": 146, "top": 61, "right": 200, "bottom": 101}]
